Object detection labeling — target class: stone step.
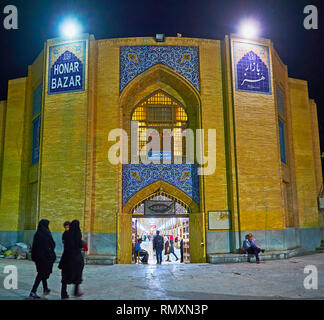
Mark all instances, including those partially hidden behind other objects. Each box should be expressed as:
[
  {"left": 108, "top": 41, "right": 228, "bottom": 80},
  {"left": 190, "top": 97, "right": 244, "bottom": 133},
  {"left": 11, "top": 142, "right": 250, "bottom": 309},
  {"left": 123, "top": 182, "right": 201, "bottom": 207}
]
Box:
[
  {"left": 30, "top": 254, "right": 116, "bottom": 265},
  {"left": 85, "top": 255, "right": 116, "bottom": 265},
  {"left": 208, "top": 248, "right": 301, "bottom": 264}
]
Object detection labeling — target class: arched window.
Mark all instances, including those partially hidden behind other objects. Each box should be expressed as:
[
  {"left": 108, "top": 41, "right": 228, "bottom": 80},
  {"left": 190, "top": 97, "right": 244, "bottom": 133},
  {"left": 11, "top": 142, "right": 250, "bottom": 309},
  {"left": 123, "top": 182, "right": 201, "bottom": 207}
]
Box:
[{"left": 131, "top": 91, "right": 188, "bottom": 162}]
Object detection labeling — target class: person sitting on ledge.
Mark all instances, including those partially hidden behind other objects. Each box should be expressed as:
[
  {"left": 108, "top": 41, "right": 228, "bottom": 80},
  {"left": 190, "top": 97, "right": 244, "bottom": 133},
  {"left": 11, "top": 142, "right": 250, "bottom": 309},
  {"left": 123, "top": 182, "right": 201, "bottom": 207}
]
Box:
[
  {"left": 134, "top": 239, "right": 148, "bottom": 263},
  {"left": 245, "top": 233, "right": 265, "bottom": 264}
]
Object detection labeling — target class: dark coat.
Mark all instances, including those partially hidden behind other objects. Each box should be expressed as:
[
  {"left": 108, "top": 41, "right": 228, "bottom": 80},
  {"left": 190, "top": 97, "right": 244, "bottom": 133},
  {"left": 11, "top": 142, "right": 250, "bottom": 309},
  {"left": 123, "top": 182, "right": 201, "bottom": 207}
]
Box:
[
  {"left": 58, "top": 220, "right": 84, "bottom": 285},
  {"left": 31, "top": 219, "right": 56, "bottom": 278},
  {"left": 180, "top": 239, "right": 183, "bottom": 251},
  {"left": 164, "top": 240, "right": 170, "bottom": 255},
  {"left": 153, "top": 235, "right": 164, "bottom": 251},
  {"left": 169, "top": 239, "right": 175, "bottom": 253}
]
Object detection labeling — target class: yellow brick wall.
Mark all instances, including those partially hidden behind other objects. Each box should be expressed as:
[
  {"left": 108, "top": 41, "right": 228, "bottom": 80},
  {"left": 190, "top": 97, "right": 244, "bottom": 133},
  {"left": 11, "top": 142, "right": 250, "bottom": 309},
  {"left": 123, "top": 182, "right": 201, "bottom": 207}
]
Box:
[
  {"left": 222, "top": 36, "right": 240, "bottom": 234},
  {"left": 271, "top": 46, "right": 299, "bottom": 227},
  {"left": 309, "top": 99, "right": 323, "bottom": 195},
  {"left": 38, "top": 37, "right": 90, "bottom": 233},
  {"left": 199, "top": 40, "right": 229, "bottom": 234},
  {"left": 230, "top": 36, "right": 284, "bottom": 231},
  {"left": 0, "top": 100, "right": 6, "bottom": 199},
  {"left": 0, "top": 78, "right": 27, "bottom": 231},
  {"left": 289, "top": 78, "right": 320, "bottom": 228},
  {"left": 23, "top": 50, "right": 44, "bottom": 230},
  {"left": 92, "top": 40, "right": 120, "bottom": 234}
]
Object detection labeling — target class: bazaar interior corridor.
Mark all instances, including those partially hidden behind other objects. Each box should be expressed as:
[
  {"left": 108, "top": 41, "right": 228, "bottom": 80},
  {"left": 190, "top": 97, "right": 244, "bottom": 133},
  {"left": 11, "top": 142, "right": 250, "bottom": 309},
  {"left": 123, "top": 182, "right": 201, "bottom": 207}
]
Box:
[{"left": 132, "top": 217, "right": 190, "bottom": 264}]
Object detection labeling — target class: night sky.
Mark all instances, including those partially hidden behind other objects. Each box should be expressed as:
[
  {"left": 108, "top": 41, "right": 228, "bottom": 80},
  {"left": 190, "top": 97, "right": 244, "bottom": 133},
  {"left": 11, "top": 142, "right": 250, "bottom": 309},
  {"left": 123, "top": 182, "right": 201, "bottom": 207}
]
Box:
[{"left": 0, "top": 0, "right": 323, "bottom": 140}]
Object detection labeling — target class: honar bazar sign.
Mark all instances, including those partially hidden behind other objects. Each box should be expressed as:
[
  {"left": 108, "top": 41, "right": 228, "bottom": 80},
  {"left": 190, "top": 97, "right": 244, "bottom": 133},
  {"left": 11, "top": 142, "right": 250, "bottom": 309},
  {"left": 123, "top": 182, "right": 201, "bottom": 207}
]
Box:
[
  {"left": 48, "top": 40, "right": 87, "bottom": 94},
  {"left": 233, "top": 41, "right": 272, "bottom": 95}
]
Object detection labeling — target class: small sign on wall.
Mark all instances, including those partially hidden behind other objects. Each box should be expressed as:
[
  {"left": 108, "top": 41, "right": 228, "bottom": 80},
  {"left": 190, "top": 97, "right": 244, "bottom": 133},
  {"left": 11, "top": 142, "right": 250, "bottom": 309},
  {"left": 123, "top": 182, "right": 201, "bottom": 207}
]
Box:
[
  {"left": 319, "top": 197, "right": 324, "bottom": 210},
  {"left": 47, "top": 40, "right": 87, "bottom": 94},
  {"left": 208, "top": 211, "right": 231, "bottom": 230},
  {"left": 145, "top": 200, "right": 175, "bottom": 215}
]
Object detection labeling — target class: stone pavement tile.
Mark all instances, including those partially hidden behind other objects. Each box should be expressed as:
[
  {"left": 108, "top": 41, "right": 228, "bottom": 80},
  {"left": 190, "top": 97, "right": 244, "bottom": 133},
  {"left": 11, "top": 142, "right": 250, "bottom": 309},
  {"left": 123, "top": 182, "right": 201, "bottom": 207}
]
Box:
[{"left": 0, "top": 253, "right": 323, "bottom": 300}]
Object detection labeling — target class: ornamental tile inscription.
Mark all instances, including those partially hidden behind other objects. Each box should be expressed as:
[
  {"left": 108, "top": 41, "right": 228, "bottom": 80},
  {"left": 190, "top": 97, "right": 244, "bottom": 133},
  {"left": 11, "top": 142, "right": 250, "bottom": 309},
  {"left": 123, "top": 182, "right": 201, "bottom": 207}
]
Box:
[
  {"left": 122, "top": 164, "right": 200, "bottom": 206},
  {"left": 233, "top": 41, "right": 272, "bottom": 95},
  {"left": 120, "top": 46, "right": 200, "bottom": 93}
]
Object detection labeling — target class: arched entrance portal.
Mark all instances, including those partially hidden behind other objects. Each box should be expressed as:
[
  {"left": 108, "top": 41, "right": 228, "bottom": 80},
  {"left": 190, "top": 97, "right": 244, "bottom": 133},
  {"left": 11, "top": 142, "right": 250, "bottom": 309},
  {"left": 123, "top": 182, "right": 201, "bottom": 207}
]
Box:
[
  {"left": 118, "top": 64, "right": 206, "bottom": 264},
  {"left": 131, "top": 192, "right": 190, "bottom": 264}
]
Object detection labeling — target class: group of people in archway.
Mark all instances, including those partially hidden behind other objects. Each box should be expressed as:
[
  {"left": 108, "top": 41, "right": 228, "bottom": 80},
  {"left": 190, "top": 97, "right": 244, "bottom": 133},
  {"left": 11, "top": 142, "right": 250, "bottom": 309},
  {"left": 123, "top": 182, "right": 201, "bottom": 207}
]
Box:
[
  {"left": 29, "top": 219, "right": 87, "bottom": 300},
  {"left": 135, "top": 231, "right": 184, "bottom": 264}
]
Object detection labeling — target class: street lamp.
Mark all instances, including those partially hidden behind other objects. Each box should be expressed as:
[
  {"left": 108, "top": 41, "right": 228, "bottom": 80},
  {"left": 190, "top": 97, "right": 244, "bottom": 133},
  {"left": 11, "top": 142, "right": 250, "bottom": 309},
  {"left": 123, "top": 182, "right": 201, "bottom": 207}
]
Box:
[
  {"left": 239, "top": 19, "right": 260, "bottom": 39},
  {"left": 60, "top": 19, "right": 82, "bottom": 38}
]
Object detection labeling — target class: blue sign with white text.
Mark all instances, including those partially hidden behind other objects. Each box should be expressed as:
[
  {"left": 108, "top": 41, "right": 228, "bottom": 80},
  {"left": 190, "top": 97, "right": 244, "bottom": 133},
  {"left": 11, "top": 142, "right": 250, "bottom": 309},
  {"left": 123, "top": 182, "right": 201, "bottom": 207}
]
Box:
[
  {"left": 233, "top": 42, "right": 272, "bottom": 95},
  {"left": 148, "top": 151, "right": 172, "bottom": 161},
  {"left": 48, "top": 41, "right": 86, "bottom": 94}
]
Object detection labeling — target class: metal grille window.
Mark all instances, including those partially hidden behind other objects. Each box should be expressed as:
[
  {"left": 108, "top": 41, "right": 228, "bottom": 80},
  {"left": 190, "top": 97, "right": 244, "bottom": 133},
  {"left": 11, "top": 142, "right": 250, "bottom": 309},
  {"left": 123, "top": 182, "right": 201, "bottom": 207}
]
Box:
[{"left": 131, "top": 91, "right": 188, "bottom": 161}]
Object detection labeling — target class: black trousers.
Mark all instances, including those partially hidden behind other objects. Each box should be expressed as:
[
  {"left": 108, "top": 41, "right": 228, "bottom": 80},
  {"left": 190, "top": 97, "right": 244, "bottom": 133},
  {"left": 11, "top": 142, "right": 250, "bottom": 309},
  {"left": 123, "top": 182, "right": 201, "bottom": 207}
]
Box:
[
  {"left": 31, "top": 273, "right": 49, "bottom": 293},
  {"left": 61, "top": 282, "right": 80, "bottom": 298},
  {"left": 180, "top": 248, "right": 183, "bottom": 263},
  {"left": 247, "top": 246, "right": 261, "bottom": 261}
]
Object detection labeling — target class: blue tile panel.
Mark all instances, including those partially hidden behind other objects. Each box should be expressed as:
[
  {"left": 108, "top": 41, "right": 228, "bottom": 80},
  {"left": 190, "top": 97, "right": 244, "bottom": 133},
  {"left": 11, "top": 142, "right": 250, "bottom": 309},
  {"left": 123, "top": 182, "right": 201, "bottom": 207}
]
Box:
[
  {"left": 120, "top": 46, "right": 200, "bottom": 93},
  {"left": 122, "top": 163, "right": 200, "bottom": 206},
  {"left": 233, "top": 42, "right": 272, "bottom": 94},
  {"left": 236, "top": 50, "right": 270, "bottom": 93}
]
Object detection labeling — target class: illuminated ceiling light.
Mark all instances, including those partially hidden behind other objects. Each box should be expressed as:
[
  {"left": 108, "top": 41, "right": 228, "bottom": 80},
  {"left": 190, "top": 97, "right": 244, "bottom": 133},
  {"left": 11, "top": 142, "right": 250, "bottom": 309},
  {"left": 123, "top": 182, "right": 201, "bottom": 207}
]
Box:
[
  {"left": 60, "top": 19, "right": 81, "bottom": 38},
  {"left": 239, "top": 19, "right": 260, "bottom": 39}
]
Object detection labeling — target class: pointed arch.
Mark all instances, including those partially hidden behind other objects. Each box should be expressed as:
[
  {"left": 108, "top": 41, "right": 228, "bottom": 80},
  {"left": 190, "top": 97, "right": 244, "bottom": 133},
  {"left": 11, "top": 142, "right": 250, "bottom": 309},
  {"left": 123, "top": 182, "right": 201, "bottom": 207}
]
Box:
[
  {"left": 123, "top": 180, "right": 199, "bottom": 214},
  {"left": 120, "top": 64, "right": 201, "bottom": 122},
  {"left": 119, "top": 64, "right": 202, "bottom": 164}
]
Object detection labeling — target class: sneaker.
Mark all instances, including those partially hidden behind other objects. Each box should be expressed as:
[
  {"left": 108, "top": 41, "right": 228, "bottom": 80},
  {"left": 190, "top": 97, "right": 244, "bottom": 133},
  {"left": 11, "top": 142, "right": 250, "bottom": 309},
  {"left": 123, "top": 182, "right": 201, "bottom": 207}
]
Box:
[
  {"left": 29, "top": 292, "right": 41, "bottom": 299},
  {"left": 61, "top": 294, "right": 69, "bottom": 300},
  {"left": 256, "top": 260, "right": 260, "bottom": 264},
  {"left": 43, "top": 289, "right": 51, "bottom": 296}
]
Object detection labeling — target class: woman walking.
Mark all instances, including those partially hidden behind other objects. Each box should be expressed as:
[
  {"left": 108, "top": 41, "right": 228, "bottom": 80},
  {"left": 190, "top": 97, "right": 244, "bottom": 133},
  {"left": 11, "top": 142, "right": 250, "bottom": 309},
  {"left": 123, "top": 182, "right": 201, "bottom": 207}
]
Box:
[
  {"left": 58, "top": 220, "right": 85, "bottom": 299},
  {"left": 164, "top": 236, "right": 170, "bottom": 262},
  {"left": 29, "top": 219, "right": 56, "bottom": 299},
  {"left": 169, "top": 236, "right": 179, "bottom": 261}
]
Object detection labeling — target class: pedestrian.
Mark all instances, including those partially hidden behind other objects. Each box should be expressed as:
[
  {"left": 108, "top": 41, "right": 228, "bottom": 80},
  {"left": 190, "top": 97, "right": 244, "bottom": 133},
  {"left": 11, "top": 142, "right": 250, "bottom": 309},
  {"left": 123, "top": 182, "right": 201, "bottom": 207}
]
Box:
[
  {"left": 134, "top": 238, "right": 148, "bottom": 263},
  {"left": 62, "top": 221, "right": 70, "bottom": 243},
  {"left": 180, "top": 237, "right": 184, "bottom": 263},
  {"left": 169, "top": 236, "right": 179, "bottom": 261},
  {"left": 58, "top": 220, "right": 85, "bottom": 299},
  {"left": 164, "top": 236, "right": 170, "bottom": 262},
  {"left": 29, "top": 219, "right": 56, "bottom": 299},
  {"left": 245, "top": 233, "right": 265, "bottom": 264},
  {"left": 153, "top": 230, "right": 164, "bottom": 264}
]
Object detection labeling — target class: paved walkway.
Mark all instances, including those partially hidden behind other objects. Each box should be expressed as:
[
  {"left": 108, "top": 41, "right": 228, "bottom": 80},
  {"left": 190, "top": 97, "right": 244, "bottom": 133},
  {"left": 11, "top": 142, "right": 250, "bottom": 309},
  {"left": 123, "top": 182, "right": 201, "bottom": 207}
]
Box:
[
  {"left": 0, "top": 253, "right": 323, "bottom": 300},
  {"left": 140, "top": 239, "right": 181, "bottom": 264}
]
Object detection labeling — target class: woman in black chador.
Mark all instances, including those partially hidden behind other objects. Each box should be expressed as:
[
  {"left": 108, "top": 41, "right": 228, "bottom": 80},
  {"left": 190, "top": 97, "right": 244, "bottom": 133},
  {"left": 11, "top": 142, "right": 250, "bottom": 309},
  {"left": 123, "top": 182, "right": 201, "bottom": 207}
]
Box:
[
  {"left": 58, "top": 219, "right": 85, "bottom": 299},
  {"left": 29, "top": 219, "right": 56, "bottom": 299}
]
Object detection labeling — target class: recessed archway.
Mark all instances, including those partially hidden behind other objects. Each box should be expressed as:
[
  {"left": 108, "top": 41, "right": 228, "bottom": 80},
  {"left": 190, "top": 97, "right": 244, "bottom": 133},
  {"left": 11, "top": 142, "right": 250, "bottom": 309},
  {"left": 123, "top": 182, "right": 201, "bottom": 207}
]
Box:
[
  {"left": 118, "top": 63, "right": 205, "bottom": 264},
  {"left": 123, "top": 180, "right": 199, "bottom": 214}
]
